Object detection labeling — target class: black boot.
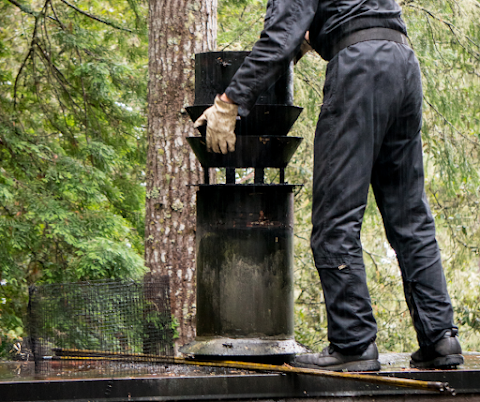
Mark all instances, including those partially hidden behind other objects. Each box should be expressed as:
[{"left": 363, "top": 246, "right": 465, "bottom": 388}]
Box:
[
  {"left": 410, "top": 329, "right": 463, "bottom": 369},
  {"left": 293, "top": 342, "right": 381, "bottom": 372}
]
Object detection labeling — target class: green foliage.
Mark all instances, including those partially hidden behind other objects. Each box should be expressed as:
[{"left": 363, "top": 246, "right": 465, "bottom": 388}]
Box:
[
  {"left": 30, "top": 280, "right": 174, "bottom": 356},
  {"left": 72, "top": 238, "right": 146, "bottom": 280},
  {"left": 1, "top": 0, "right": 479, "bottom": 360},
  {"left": 0, "top": 0, "right": 148, "bottom": 357},
  {"left": 400, "top": 0, "right": 480, "bottom": 351},
  {"left": 218, "top": 0, "right": 266, "bottom": 50},
  {"left": 218, "top": 0, "right": 480, "bottom": 352}
]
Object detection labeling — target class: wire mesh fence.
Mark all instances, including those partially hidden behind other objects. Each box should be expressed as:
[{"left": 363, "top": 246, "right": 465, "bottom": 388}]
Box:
[{"left": 28, "top": 278, "right": 174, "bottom": 376}]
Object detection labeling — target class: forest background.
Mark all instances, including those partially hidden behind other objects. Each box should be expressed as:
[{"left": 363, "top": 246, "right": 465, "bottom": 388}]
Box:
[{"left": 0, "top": 0, "right": 479, "bottom": 358}]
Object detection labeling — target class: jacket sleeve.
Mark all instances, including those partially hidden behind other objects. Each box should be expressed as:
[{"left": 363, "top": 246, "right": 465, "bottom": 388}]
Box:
[{"left": 225, "top": 0, "right": 318, "bottom": 116}]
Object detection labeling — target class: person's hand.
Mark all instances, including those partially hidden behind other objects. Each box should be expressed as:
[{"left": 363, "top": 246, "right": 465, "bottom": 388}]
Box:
[{"left": 194, "top": 95, "right": 238, "bottom": 154}]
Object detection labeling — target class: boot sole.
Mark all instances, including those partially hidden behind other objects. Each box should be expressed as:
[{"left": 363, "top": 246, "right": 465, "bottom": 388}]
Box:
[
  {"left": 294, "top": 359, "right": 381, "bottom": 372},
  {"left": 410, "top": 354, "right": 464, "bottom": 369}
]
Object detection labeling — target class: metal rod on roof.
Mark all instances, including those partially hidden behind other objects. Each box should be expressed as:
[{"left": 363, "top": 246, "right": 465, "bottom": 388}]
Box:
[{"left": 51, "top": 348, "right": 455, "bottom": 395}]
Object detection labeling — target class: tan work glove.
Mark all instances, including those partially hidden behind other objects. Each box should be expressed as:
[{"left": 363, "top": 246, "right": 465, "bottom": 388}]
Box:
[{"left": 194, "top": 95, "right": 238, "bottom": 154}]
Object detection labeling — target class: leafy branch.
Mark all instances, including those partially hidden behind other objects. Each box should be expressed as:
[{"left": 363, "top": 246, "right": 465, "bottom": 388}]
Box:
[
  {"left": 404, "top": 2, "right": 480, "bottom": 60},
  {"left": 5, "top": 0, "right": 37, "bottom": 16},
  {"left": 6, "top": 0, "right": 60, "bottom": 23},
  {"left": 59, "top": 0, "right": 133, "bottom": 33},
  {"left": 423, "top": 97, "right": 480, "bottom": 148},
  {"left": 430, "top": 191, "right": 478, "bottom": 253},
  {"left": 13, "top": 48, "right": 34, "bottom": 109}
]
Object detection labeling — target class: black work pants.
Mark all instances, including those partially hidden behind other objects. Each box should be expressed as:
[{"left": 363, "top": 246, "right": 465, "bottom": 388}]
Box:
[{"left": 311, "top": 40, "right": 454, "bottom": 352}]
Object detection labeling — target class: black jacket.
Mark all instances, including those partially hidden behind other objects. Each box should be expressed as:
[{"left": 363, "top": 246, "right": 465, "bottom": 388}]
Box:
[{"left": 225, "top": 0, "right": 407, "bottom": 116}]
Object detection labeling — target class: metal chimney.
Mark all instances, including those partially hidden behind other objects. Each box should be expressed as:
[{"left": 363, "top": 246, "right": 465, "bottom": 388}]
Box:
[{"left": 181, "top": 51, "right": 307, "bottom": 362}]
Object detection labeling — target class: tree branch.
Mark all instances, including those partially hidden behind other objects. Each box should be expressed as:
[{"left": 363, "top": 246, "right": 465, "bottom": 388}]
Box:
[
  {"left": 13, "top": 3, "right": 43, "bottom": 110},
  {"left": 5, "top": 0, "right": 37, "bottom": 16},
  {"left": 424, "top": 97, "right": 480, "bottom": 148},
  {"left": 425, "top": 13, "right": 444, "bottom": 62},
  {"left": 363, "top": 248, "right": 380, "bottom": 272},
  {"left": 58, "top": 0, "right": 132, "bottom": 32},
  {"left": 35, "top": 42, "right": 71, "bottom": 87},
  {"left": 13, "top": 47, "right": 33, "bottom": 109},
  {"left": 219, "top": 14, "right": 264, "bottom": 51},
  {"left": 405, "top": 3, "right": 480, "bottom": 59},
  {"left": 49, "top": 1, "right": 66, "bottom": 30},
  {"left": 429, "top": 190, "right": 478, "bottom": 253},
  {"left": 6, "top": 0, "right": 59, "bottom": 23}
]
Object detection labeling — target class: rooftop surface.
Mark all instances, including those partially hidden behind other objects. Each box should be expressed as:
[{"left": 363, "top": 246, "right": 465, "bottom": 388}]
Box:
[{"left": 1, "top": 353, "right": 480, "bottom": 401}]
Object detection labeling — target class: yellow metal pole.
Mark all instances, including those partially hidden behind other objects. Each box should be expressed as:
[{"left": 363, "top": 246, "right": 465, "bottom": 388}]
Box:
[{"left": 50, "top": 348, "right": 455, "bottom": 395}]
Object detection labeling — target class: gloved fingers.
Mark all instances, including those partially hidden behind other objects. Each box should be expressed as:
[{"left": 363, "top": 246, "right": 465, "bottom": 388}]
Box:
[
  {"left": 226, "top": 134, "right": 236, "bottom": 153},
  {"left": 206, "top": 129, "right": 222, "bottom": 154},
  {"left": 194, "top": 112, "right": 208, "bottom": 128},
  {"left": 206, "top": 130, "right": 213, "bottom": 152},
  {"left": 211, "top": 140, "right": 222, "bottom": 154},
  {"left": 197, "top": 96, "right": 238, "bottom": 153},
  {"left": 218, "top": 138, "right": 229, "bottom": 155}
]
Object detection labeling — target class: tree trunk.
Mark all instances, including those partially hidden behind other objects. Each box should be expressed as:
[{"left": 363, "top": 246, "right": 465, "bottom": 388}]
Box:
[{"left": 146, "top": 0, "right": 216, "bottom": 353}]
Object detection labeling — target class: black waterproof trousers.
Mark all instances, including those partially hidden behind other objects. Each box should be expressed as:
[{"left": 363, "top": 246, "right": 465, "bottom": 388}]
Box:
[{"left": 310, "top": 40, "right": 455, "bottom": 353}]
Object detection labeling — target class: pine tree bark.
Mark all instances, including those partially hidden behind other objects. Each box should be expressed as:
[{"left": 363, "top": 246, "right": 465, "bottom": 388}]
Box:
[{"left": 146, "top": 0, "right": 216, "bottom": 353}]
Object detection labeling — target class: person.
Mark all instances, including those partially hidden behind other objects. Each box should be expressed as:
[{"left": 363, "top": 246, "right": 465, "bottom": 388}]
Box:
[{"left": 194, "top": 0, "right": 463, "bottom": 371}]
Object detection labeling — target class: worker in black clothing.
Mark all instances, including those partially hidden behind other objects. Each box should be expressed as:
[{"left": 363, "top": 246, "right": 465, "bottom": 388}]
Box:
[{"left": 195, "top": 0, "right": 463, "bottom": 371}]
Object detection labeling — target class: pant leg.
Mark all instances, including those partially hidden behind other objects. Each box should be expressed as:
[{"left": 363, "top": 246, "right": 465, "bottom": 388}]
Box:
[
  {"left": 311, "top": 40, "right": 405, "bottom": 351},
  {"left": 311, "top": 40, "right": 439, "bottom": 351},
  {"left": 317, "top": 265, "right": 377, "bottom": 353},
  {"left": 370, "top": 45, "right": 455, "bottom": 349}
]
